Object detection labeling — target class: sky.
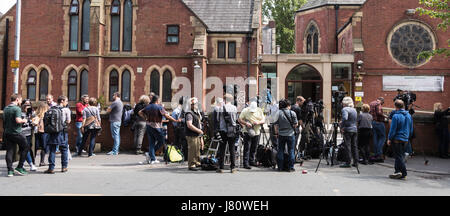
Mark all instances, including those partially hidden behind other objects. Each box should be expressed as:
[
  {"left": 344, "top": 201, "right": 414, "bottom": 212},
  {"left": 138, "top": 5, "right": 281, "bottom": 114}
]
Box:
[{"left": 0, "top": 0, "right": 16, "bottom": 14}]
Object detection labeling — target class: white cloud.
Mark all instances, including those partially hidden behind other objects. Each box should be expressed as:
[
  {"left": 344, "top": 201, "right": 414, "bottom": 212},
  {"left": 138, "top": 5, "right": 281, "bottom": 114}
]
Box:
[{"left": 0, "top": 0, "right": 17, "bottom": 14}]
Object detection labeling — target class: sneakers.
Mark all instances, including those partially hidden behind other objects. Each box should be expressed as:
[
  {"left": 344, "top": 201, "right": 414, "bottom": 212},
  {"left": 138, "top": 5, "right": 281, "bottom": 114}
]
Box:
[
  {"left": 231, "top": 168, "right": 238, "bottom": 173},
  {"left": 389, "top": 173, "right": 402, "bottom": 179},
  {"left": 88, "top": 153, "right": 96, "bottom": 157},
  {"left": 14, "top": 168, "right": 28, "bottom": 176},
  {"left": 145, "top": 152, "right": 151, "bottom": 164},
  {"left": 7, "top": 171, "right": 14, "bottom": 177},
  {"left": 30, "top": 164, "right": 37, "bottom": 172},
  {"left": 136, "top": 150, "right": 144, "bottom": 155},
  {"left": 107, "top": 151, "right": 118, "bottom": 155},
  {"left": 216, "top": 169, "right": 224, "bottom": 173}
]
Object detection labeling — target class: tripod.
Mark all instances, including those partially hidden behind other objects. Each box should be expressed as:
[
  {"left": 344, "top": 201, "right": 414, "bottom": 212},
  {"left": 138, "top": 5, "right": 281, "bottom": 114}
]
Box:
[{"left": 315, "top": 110, "right": 360, "bottom": 174}]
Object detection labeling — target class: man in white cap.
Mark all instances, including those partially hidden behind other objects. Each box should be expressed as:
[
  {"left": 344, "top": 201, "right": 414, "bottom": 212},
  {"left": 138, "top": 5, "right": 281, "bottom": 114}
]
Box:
[{"left": 239, "top": 101, "right": 265, "bottom": 169}]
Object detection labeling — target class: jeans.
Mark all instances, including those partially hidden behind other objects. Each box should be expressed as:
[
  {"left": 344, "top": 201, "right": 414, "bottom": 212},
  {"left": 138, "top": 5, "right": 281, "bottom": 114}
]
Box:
[
  {"left": 80, "top": 129, "right": 98, "bottom": 156},
  {"left": 277, "top": 136, "right": 295, "bottom": 170},
  {"left": 372, "top": 121, "right": 386, "bottom": 157},
  {"left": 146, "top": 126, "right": 165, "bottom": 161},
  {"left": 5, "top": 133, "right": 29, "bottom": 172},
  {"left": 75, "top": 122, "right": 83, "bottom": 152},
  {"left": 47, "top": 132, "right": 68, "bottom": 170},
  {"left": 243, "top": 133, "right": 260, "bottom": 166},
  {"left": 25, "top": 135, "right": 35, "bottom": 165},
  {"left": 343, "top": 132, "right": 359, "bottom": 165},
  {"left": 217, "top": 131, "right": 236, "bottom": 169},
  {"left": 392, "top": 141, "right": 407, "bottom": 177},
  {"left": 133, "top": 121, "right": 147, "bottom": 151},
  {"left": 110, "top": 121, "right": 122, "bottom": 154}
]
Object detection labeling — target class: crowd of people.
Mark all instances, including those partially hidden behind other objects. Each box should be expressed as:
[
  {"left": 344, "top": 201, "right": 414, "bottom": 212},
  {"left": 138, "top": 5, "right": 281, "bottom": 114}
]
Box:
[{"left": 2, "top": 90, "right": 449, "bottom": 180}]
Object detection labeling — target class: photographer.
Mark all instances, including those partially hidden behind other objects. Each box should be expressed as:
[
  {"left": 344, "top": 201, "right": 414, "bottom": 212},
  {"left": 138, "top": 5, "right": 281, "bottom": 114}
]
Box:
[
  {"left": 184, "top": 98, "right": 203, "bottom": 171},
  {"left": 215, "top": 94, "right": 238, "bottom": 173},
  {"left": 171, "top": 96, "right": 188, "bottom": 159},
  {"left": 274, "top": 99, "right": 298, "bottom": 172},
  {"left": 340, "top": 97, "right": 358, "bottom": 168},
  {"left": 433, "top": 103, "right": 450, "bottom": 159},
  {"left": 239, "top": 101, "right": 265, "bottom": 170},
  {"left": 291, "top": 96, "right": 305, "bottom": 143},
  {"left": 21, "top": 100, "right": 37, "bottom": 171}
]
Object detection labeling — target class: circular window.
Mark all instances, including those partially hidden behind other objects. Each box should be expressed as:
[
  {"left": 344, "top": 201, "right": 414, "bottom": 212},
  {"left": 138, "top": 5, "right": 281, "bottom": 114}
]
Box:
[{"left": 388, "top": 22, "right": 435, "bottom": 67}]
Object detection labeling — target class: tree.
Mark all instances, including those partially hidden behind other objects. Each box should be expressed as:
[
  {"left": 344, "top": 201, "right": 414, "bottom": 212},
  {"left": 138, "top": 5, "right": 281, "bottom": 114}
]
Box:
[
  {"left": 416, "top": 0, "right": 450, "bottom": 59},
  {"left": 263, "top": 0, "right": 307, "bottom": 53}
]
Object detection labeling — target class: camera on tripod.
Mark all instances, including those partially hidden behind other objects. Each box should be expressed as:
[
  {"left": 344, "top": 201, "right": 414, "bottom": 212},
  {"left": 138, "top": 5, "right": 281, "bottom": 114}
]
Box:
[
  {"left": 332, "top": 90, "right": 347, "bottom": 121},
  {"left": 394, "top": 89, "right": 416, "bottom": 114}
]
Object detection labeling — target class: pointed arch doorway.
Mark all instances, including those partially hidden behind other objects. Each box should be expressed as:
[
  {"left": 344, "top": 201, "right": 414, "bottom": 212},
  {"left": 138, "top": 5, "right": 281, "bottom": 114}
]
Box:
[{"left": 285, "top": 64, "right": 323, "bottom": 103}]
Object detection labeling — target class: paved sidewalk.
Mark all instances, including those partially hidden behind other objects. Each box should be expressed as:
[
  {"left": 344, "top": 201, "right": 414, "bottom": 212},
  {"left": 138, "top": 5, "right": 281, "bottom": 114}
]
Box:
[{"left": 376, "top": 155, "right": 450, "bottom": 176}]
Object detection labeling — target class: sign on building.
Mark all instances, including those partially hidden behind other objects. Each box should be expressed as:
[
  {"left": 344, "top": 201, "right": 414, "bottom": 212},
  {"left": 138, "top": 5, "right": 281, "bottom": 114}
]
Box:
[{"left": 383, "top": 76, "right": 444, "bottom": 92}]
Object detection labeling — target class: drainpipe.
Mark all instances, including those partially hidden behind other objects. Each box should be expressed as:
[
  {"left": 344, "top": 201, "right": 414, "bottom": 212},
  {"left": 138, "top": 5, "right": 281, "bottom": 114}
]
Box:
[
  {"left": 2, "top": 19, "right": 10, "bottom": 109},
  {"left": 335, "top": 5, "right": 339, "bottom": 54},
  {"left": 247, "top": 33, "right": 252, "bottom": 102}
]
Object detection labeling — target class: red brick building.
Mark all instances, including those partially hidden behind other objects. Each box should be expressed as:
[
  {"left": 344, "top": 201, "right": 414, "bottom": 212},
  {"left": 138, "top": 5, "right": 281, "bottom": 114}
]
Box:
[
  {"left": 0, "top": 0, "right": 263, "bottom": 109},
  {"left": 294, "top": 0, "right": 450, "bottom": 111},
  {"left": 0, "top": 0, "right": 263, "bottom": 151}
]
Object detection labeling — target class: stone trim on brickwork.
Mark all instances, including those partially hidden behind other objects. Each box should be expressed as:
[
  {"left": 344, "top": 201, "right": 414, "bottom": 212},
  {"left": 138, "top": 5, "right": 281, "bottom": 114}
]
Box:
[
  {"left": 103, "top": 64, "right": 136, "bottom": 105},
  {"left": 61, "top": 64, "right": 89, "bottom": 104},
  {"left": 303, "top": 20, "right": 321, "bottom": 54},
  {"left": 144, "top": 65, "right": 176, "bottom": 105},
  {"left": 209, "top": 34, "right": 244, "bottom": 64},
  {"left": 21, "top": 64, "right": 53, "bottom": 102}
]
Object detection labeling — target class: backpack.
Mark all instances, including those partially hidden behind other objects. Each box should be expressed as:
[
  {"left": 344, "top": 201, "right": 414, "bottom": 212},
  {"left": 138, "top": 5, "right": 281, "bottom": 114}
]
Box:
[
  {"left": 256, "top": 145, "right": 277, "bottom": 168},
  {"left": 163, "top": 145, "right": 184, "bottom": 163},
  {"left": 44, "top": 106, "right": 65, "bottom": 134},
  {"left": 122, "top": 104, "right": 133, "bottom": 127},
  {"left": 200, "top": 156, "right": 219, "bottom": 171}
]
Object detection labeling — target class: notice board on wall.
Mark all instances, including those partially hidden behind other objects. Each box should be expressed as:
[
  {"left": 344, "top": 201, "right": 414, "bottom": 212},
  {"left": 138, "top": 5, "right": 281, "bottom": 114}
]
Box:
[{"left": 383, "top": 76, "right": 444, "bottom": 92}]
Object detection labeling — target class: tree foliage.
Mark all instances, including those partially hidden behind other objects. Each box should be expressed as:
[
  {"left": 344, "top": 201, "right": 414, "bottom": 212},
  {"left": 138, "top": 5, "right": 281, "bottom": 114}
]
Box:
[
  {"left": 416, "top": 0, "right": 449, "bottom": 59},
  {"left": 262, "top": 0, "right": 306, "bottom": 53}
]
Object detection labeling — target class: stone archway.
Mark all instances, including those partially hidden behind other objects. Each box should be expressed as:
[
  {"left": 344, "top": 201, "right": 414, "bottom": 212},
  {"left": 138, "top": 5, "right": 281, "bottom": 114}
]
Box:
[{"left": 285, "top": 64, "right": 323, "bottom": 103}]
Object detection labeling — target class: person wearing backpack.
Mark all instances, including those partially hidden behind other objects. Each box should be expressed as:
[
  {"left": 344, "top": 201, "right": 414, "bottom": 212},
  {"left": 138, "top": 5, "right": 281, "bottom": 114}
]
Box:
[
  {"left": 80, "top": 98, "right": 102, "bottom": 157},
  {"left": 133, "top": 95, "right": 150, "bottom": 155},
  {"left": 44, "top": 96, "right": 70, "bottom": 174},
  {"left": 171, "top": 96, "right": 188, "bottom": 159},
  {"left": 214, "top": 94, "right": 238, "bottom": 173},
  {"left": 274, "top": 99, "right": 298, "bottom": 172},
  {"left": 239, "top": 101, "right": 265, "bottom": 170},
  {"left": 4, "top": 94, "right": 30, "bottom": 177}
]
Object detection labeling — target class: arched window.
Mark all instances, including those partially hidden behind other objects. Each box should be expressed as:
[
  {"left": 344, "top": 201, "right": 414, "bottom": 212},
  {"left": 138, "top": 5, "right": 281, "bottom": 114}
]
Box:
[
  {"left": 80, "top": 69, "right": 89, "bottom": 98},
  {"left": 68, "top": 70, "right": 78, "bottom": 101},
  {"left": 109, "top": 70, "right": 119, "bottom": 101},
  {"left": 123, "top": 0, "right": 133, "bottom": 51},
  {"left": 305, "top": 23, "right": 319, "bottom": 54},
  {"left": 121, "top": 70, "right": 131, "bottom": 102},
  {"left": 150, "top": 70, "right": 160, "bottom": 96},
  {"left": 69, "top": 0, "right": 79, "bottom": 51},
  {"left": 162, "top": 70, "right": 172, "bottom": 102},
  {"left": 39, "top": 70, "right": 49, "bottom": 101},
  {"left": 110, "top": 0, "right": 120, "bottom": 51},
  {"left": 27, "top": 70, "right": 37, "bottom": 100},
  {"left": 81, "top": 0, "right": 90, "bottom": 51}
]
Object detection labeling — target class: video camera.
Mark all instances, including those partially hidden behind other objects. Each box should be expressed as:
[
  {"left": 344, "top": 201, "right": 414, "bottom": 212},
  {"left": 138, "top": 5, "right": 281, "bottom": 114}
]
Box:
[
  {"left": 394, "top": 89, "right": 416, "bottom": 112},
  {"left": 331, "top": 91, "right": 347, "bottom": 121}
]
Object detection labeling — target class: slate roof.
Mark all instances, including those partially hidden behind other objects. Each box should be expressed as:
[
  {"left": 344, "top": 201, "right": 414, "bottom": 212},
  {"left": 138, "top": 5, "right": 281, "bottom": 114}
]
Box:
[
  {"left": 298, "top": 0, "right": 366, "bottom": 12},
  {"left": 182, "top": 0, "right": 255, "bottom": 33}
]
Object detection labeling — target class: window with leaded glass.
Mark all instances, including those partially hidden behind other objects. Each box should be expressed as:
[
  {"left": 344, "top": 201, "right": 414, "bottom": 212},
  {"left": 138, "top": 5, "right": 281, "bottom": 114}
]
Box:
[
  {"left": 150, "top": 70, "right": 160, "bottom": 96},
  {"left": 122, "top": 70, "right": 131, "bottom": 102},
  {"left": 110, "top": 0, "right": 120, "bottom": 51},
  {"left": 123, "top": 0, "right": 133, "bottom": 51},
  {"left": 218, "top": 41, "right": 226, "bottom": 58},
  {"left": 80, "top": 69, "right": 89, "bottom": 98},
  {"left": 162, "top": 70, "right": 172, "bottom": 102},
  {"left": 228, "top": 41, "right": 236, "bottom": 59},
  {"left": 81, "top": 0, "right": 90, "bottom": 51},
  {"left": 39, "top": 70, "right": 49, "bottom": 101},
  {"left": 68, "top": 70, "right": 78, "bottom": 101},
  {"left": 305, "top": 23, "right": 319, "bottom": 54},
  {"left": 27, "top": 70, "right": 37, "bottom": 100},
  {"left": 109, "top": 70, "right": 119, "bottom": 101},
  {"left": 69, "top": 0, "right": 79, "bottom": 51}
]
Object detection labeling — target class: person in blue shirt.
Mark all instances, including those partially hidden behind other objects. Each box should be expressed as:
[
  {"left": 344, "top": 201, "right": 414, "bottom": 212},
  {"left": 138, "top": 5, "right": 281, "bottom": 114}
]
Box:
[{"left": 387, "top": 100, "right": 413, "bottom": 180}]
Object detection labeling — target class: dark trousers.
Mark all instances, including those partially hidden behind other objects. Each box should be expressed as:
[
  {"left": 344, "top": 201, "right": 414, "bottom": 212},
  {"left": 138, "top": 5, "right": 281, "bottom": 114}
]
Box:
[
  {"left": 437, "top": 128, "right": 449, "bottom": 157},
  {"left": 47, "top": 132, "right": 68, "bottom": 170},
  {"left": 277, "top": 136, "right": 295, "bottom": 170},
  {"left": 358, "top": 128, "right": 372, "bottom": 162},
  {"left": 243, "top": 133, "right": 260, "bottom": 166},
  {"left": 5, "top": 133, "right": 29, "bottom": 172},
  {"left": 35, "top": 132, "right": 48, "bottom": 164},
  {"left": 174, "top": 127, "right": 188, "bottom": 160},
  {"left": 343, "top": 132, "right": 359, "bottom": 165},
  {"left": 80, "top": 129, "right": 98, "bottom": 156},
  {"left": 217, "top": 131, "right": 236, "bottom": 169},
  {"left": 392, "top": 140, "right": 407, "bottom": 177}
]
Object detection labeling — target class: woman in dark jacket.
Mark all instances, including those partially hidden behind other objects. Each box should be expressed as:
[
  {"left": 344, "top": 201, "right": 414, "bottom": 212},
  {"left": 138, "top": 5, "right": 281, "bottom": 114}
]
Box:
[{"left": 434, "top": 103, "right": 450, "bottom": 158}]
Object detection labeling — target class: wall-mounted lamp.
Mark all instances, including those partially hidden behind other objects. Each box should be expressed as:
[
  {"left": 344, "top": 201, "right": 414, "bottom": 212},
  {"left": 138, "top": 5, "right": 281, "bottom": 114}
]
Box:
[
  {"left": 357, "top": 60, "right": 364, "bottom": 70},
  {"left": 405, "top": 9, "right": 416, "bottom": 16}
]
